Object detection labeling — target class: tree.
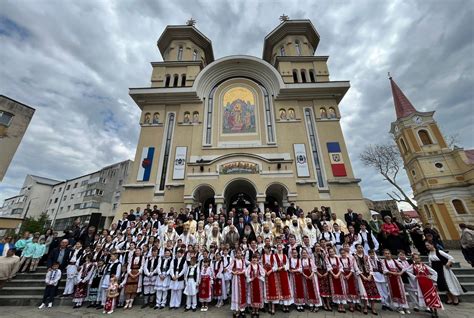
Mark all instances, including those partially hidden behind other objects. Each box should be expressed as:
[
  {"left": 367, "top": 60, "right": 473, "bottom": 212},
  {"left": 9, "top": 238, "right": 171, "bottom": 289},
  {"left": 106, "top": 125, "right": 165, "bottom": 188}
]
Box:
[
  {"left": 20, "top": 212, "right": 49, "bottom": 235},
  {"left": 359, "top": 143, "right": 418, "bottom": 212}
]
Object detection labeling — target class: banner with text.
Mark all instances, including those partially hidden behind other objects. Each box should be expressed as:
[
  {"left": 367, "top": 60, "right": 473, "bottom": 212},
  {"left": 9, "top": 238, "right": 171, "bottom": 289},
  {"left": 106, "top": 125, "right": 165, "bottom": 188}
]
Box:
[
  {"left": 173, "top": 146, "right": 187, "bottom": 180},
  {"left": 293, "top": 143, "right": 310, "bottom": 177}
]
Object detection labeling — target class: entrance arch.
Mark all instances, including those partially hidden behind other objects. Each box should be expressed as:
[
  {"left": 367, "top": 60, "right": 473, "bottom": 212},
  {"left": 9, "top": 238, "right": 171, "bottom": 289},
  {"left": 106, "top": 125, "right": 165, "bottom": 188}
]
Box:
[
  {"left": 265, "top": 183, "right": 289, "bottom": 212},
  {"left": 224, "top": 179, "right": 257, "bottom": 213},
  {"left": 193, "top": 184, "right": 216, "bottom": 209}
]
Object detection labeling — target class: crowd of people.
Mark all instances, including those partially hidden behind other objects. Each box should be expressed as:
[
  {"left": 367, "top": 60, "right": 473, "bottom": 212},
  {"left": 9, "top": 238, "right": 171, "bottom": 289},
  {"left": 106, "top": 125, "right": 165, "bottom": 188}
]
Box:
[{"left": 0, "top": 202, "right": 472, "bottom": 317}]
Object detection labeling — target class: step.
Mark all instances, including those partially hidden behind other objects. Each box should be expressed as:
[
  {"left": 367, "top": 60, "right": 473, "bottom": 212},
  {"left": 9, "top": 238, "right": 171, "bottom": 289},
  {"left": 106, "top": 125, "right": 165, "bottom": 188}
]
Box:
[
  {"left": 3, "top": 279, "right": 65, "bottom": 288},
  {"left": 0, "top": 286, "right": 64, "bottom": 296},
  {"left": 457, "top": 275, "right": 474, "bottom": 283},
  {"left": 453, "top": 268, "right": 474, "bottom": 275}
]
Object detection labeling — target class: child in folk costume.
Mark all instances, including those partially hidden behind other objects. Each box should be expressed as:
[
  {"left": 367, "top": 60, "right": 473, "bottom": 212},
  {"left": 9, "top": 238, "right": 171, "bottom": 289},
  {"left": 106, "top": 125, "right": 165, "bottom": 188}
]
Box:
[
  {"left": 314, "top": 243, "right": 332, "bottom": 311},
  {"left": 38, "top": 262, "right": 61, "bottom": 309},
  {"left": 274, "top": 243, "right": 293, "bottom": 313},
  {"left": 212, "top": 252, "right": 226, "bottom": 307},
  {"left": 368, "top": 249, "right": 390, "bottom": 310},
  {"left": 289, "top": 248, "right": 305, "bottom": 312},
  {"left": 398, "top": 250, "right": 418, "bottom": 311},
  {"left": 407, "top": 253, "right": 444, "bottom": 318},
  {"left": 87, "top": 259, "right": 105, "bottom": 308},
  {"left": 99, "top": 253, "right": 121, "bottom": 309},
  {"left": 229, "top": 248, "right": 247, "bottom": 318},
  {"left": 262, "top": 245, "right": 278, "bottom": 315},
  {"left": 142, "top": 247, "right": 160, "bottom": 308},
  {"left": 198, "top": 258, "right": 213, "bottom": 311},
  {"left": 300, "top": 248, "right": 322, "bottom": 312},
  {"left": 382, "top": 249, "right": 409, "bottom": 314},
  {"left": 123, "top": 248, "right": 143, "bottom": 309},
  {"left": 222, "top": 247, "right": 232, "bottom": 298},
  {"left": 154, "top": 249, "right": 172, "bottom": 309},
  {"left": 169, "top": 248, "right": 188, "bottom": 309},
  {"left": 117, "top": 264, "right": 127, "bottom": 308},
  {"left": 326, "top": 246, "right": 347, "bottom": 312},
  {"left": 72, "top": 255, "right": 96, "bottom": 308},
  {"left": 104, "top": 276, "right": 119, "bottom": 314},
  {"left": 63, "top": 242, "right": 83, "bottom": 296},
  {"left": 246, "top": 252, "right": 265, "bottom": 318},
  {"left": 184, "top": 256, "right": 200, "bottom": 311},
  {"left": 340, "top": 248, "right": 360, "bottom": 312},
  {"left": 354, "top": 244, "right": 380, "bottom": 315}
]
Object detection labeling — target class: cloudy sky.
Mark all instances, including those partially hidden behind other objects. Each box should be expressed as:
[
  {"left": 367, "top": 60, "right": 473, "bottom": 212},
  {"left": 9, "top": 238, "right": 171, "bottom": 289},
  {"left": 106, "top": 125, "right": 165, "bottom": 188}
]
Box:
[{"left": 1, "top": 0, "right": 473, "bottom": 210}]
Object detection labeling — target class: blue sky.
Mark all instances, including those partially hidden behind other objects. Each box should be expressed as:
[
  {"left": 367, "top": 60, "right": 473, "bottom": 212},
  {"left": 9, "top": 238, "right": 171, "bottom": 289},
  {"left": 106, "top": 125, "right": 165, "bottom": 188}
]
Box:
[{"left": 0, "top": 0, "right": 473, "bottom": 210}]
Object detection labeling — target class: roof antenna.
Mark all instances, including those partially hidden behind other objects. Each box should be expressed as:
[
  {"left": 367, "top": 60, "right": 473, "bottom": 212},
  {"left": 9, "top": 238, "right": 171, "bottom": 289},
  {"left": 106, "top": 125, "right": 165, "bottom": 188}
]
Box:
[
  {"left": 279, "top": 14, "right": 289, "bottom": 22},
  {"left": 186, "top": 18, "right": 196, "bottom": 26}
]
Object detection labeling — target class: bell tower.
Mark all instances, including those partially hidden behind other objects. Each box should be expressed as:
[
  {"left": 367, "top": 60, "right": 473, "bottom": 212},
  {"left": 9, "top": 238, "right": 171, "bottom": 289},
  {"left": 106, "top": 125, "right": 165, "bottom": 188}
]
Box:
[{"left": 389, "top": 76, "right": 473, "bottom": 242}]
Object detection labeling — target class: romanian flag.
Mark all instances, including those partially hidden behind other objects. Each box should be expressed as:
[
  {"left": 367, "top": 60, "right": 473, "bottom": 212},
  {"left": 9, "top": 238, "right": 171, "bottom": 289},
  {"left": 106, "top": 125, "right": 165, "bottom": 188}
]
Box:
[
  {"left": 327, "top": 142, "right": 347, "bottom": 177},
  {"left": 137, "top": 147, "right": 155, "bottom": 181}
]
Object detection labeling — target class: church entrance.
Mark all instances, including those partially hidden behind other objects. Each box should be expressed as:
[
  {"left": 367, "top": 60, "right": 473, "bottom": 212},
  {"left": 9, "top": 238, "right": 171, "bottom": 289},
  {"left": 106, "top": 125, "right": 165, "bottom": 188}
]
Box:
[
  {"left": 224, "top": 179, "right": 257, "bottom": 214},
  {"left": 193, "top": 184, "right": 215, "bottom": 210}
]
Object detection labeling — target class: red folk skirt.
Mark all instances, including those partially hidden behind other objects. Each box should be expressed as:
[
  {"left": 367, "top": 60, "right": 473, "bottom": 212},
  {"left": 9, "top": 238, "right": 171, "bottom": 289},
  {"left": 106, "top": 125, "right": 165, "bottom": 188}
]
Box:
[
  {"left": 361, "top": 277, "right": 381, "bottom": 301},
  {"left": 249, "top": 278, "right": 264, "bottom": 308},
  {"left": 278, "top": 270, "right": 292, "bottom": 300},
  {"left": 329, "top": 269, "right": 346, "bottom": 303},
  {"left": 344, "top": 269, "right": 359, "bottom": 302},
  {"left": 199, "top": 275, "right": 212, "bottom": 302},
  {"left": 317, "top": 268, "right": 331, "bottom": 298},
  {"left": 292, "top": 271, "right": 306, "bottom": 304},
  {"left": 264, "top": 264, "right": 280, "bottom": 301},
  {"left": 417, "top": 275, "right": 443, "bottom": 309},
  {"left": 213, "top": 277, "right": 223, "bottom": 298}
]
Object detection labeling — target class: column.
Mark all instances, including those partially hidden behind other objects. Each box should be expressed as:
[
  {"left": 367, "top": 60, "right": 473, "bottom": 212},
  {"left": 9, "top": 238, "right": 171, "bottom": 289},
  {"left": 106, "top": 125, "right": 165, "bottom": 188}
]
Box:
[{"left": 258, "top": 202, "right": 265, "bottom": 213}]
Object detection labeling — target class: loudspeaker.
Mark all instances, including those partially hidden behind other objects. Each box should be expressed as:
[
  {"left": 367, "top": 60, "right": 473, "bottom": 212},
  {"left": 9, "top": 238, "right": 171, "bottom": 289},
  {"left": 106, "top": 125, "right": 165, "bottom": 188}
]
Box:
[{"left": 88, "top": 213, "right": 102, "bottom": 229}]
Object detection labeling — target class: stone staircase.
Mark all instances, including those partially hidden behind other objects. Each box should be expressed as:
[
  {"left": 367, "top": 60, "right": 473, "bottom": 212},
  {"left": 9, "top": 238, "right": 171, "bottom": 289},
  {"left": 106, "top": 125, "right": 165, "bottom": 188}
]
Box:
[{"left": 1, "top": 257, "right": 473, "bottom": 306}]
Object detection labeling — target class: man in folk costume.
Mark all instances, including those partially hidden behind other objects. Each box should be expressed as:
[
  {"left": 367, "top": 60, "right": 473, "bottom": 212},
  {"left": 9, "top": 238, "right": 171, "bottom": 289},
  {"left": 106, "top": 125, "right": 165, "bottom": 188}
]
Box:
[
  {"left": 354, "top": 244, "right": 380, "bottom": 315},
  {"left": 246, "top": 252, "right": 265, "bottom": 318},
  {"left": 184, "top": 257, "right": 200, "bottom": 312},
  {"left": 340, "top": 248, "right": 360, "bottom": 311},
  {"left": 198, "top": 258, "right": 213, "bottom": 311},
  {"left": 154, "top": 249, "right": 172, "bottom": 309},
  {"left": 326, "top": 246, "right": 347, "bottom": 312},
  {"left": 169, "top": 248, "right": 187, "bottom": 309},
  {"left": 229, "top": 249, "right": 247, "bottom": 318},
  {"left": 289, "top": 248, "right": 305, "bottom": 312},
  {"left": 99, "top": 253, "right": 121, "bottom": 309},
  {"left": 63, "top": 241, "right": 83, "bottom": 296},
  {"left": 300, "top": 248, "right": 321, "bottom": 312},
  {"left": 212, "top": 252, "right": 226, "bottom": 307},
  {"left": 407, "top": 253, "right": 443, "bottom": 318},
  {"left": 331, "top": 223, "right": 345, "bottom": 254},
  {"left": 314, "top": 243, "right": 332, "bottom": 311},
  {"left": 274, "top": 243, "right": 292, "bottom": 313},
  {"left": 88, "top": 259, "right": 105, "bottom": 308},
  {"left": 123, "top": 248, "right": 143, "bottom": 309},
  {"left": 141, "top": 247, "right": 159, "bottom": 308},
  {"left": 245, "top": 240, "right": 260, "bottom": 265},
  {"left": 354, "top": 223, "right": 379, "bottom": 254},
  {"left": 320, "top": 223, "right": 335, "bottom": 245},
  {"left": 382, "top": 249, "right": 409, "bottom": 314},
  {"left": 221, "top": 247, "right": 233, "bottom": 298},
  {"left": 72, "top": 254, "right": 95, "bottom": 308}
]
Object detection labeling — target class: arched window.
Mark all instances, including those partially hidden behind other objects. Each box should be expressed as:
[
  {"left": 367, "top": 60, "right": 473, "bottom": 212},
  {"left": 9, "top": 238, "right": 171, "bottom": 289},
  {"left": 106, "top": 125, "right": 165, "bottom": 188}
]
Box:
[
  {"left": 320, "top": 108, "right": 327, "bottom": 119},
  {"left": 292, "top": 69, "right": 298, "bottom": 83},
  {"left": 295, "top": 39, "right": 301, "bottom": 56},
  {"left": 280, "top": 46, "right": 286, "bottom": 56},
  {"left": 301, "top": 70, "right": 307, "bottom": 83},
  {"left": 152, "top": 112, "right": 160, "bottom": 124},
  {"left": 400, "top": 138, "right": 408, "bottom": 154},
  {"left": 173, "top": 74, "right": 179, "bottom": 87},
  {"left": 452, "top": 199, "right": 467, "bottom": 214},
  {"left": 177, "top": 46, "right": 183, "bottom": 61},
  {"left": 328, "top": 107, "right": 337, "bottom": 119},
  {"left": 288, "top": 108, "right": 295, "bottom": 120},
  {"left": 164, "top": 74, "right": 171, "bottom": 87},
  {"left": 143, "top": 112, "right": 151, "bottom": 124},
  {"left": 192, "top": 111, "right": 199, "bottom": 123},
  {"left": 309, "top": 69, "right": 316, "bottom": 82},
  {"left": 418, "top": 129, "right": 433, "bottom": 145},
  {"left": 181, "top": 74, "right": 187, "bottom": 87},
  {"left": 279, "top": 109, "right": 287, "bottom": 120},
  {"left": 183, "top": 111, "right": 190, "bottom": 123},
  {"left": 192, "top": 50, "right": 198, "bottom": 61}
]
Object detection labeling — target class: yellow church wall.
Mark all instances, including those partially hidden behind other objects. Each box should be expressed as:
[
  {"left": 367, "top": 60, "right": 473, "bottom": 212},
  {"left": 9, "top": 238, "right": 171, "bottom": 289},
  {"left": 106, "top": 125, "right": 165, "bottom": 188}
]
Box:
[
  {"left": 429, "top": 124, "right": 447, "bottom": 148},
  {"left": 437, "top": 203, "right": 460, "bottom": 240}
]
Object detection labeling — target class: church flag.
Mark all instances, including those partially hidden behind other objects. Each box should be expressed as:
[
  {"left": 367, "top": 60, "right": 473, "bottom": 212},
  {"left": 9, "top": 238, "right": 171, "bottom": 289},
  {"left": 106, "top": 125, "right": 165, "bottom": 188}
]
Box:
[
  {"left": 327, "top": 142, "right": 347, "bottom": 177},
  {"left": 137, "top": 146, "right": 155, "bottom": 182}
]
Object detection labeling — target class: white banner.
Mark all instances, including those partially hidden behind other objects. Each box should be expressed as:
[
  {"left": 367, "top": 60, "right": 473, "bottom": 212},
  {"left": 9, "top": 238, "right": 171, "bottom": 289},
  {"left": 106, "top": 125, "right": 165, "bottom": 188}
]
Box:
[
  {"left": 173, "top": 146, "right": 187, "bottom": 180},
  {"left": 293, "top": 143, "right": 310, "bottom": 177}
]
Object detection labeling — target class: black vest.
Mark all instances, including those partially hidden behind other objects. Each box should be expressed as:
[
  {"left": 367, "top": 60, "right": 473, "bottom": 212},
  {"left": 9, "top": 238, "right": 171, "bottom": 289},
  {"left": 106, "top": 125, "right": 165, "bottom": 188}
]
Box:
[
  {"left": 173, "top": 257, "right": 186, "bottom": 281},
  {"left": 360, "top": 231, "right": 375, "bottom": 249}
]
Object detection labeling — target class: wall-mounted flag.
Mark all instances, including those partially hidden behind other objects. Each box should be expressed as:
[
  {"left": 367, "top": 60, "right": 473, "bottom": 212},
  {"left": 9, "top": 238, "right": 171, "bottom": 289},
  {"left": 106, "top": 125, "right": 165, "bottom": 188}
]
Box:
[
  {"left": 327, "top": 142, "right": 347, "bottom": 177},
  {"left": 137, "top": 147, "right": 155, "bottom": 181},
  {"left": 173, "top": 146, "right": 187, "bottom": 180},
  {"left": 293, "top": 143, "right": 310, "bottom": 177}
]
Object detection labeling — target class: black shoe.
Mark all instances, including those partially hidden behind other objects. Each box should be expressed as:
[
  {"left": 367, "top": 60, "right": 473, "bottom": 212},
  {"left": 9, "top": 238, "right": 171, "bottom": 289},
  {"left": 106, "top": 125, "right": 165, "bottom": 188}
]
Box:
[
  {"left": 154, "top": 306, "right": 159, "bottom": 310},
  {"left": 192, "top": 308, "right": 197, "bottom": 312},
  {"left": 184, "top": 308, "right": 190, "bottom": 312},
  {"left": 96, "top": 305, "right": 103, "bottom": 310}
]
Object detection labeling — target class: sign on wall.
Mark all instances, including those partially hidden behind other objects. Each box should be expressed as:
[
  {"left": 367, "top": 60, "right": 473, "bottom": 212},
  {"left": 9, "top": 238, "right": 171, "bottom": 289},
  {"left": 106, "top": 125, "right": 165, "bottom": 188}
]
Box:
[
  {"left": 173, "top": 146, "right": 187, "bottom": 180},
  {"left": 293, "top": 144, "right": 310, "bottom": 177},
  {"left": 137, "top": 147, "right": 155, "bottom": 182},
  {"left": 327, "top": 142, "right": 347, "bottom": 177},
  {"left": 220, "top": 161, "right": 258, "bottom": 174}
]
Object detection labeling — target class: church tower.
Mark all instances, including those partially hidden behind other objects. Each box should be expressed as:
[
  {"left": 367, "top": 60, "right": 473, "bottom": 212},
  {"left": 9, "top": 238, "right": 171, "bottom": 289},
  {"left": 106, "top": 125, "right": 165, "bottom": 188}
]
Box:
[{"left": 389, "top": 77, "right": 474, "bottom": 241}]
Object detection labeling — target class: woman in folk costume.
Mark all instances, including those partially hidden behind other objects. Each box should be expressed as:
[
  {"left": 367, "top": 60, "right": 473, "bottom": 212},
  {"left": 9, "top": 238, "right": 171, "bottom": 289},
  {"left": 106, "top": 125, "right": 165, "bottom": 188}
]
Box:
[
  {"left": 326, "top": 246, "right": 347, "bottom": 312},
  {"left": 407, "top": 253, "right": 443, "bottom": 318},
  {"left": 229, "top": 248, "right": 247, "bottom": 318},
  {"left": 340, "top": 248, "right": 360, "bottom": 311},
  {"left": 314, "top": 243, "right": 332, "bottom": 311},
  {"left": 382, "top": 249, "right": 409, "bottom": 314},
  {"left": 262, "top": 245, "right": 278, "bottom": 315},
  {"left": 426, "top": 241, "right": 464, "bottom": 305},
  {"left": 141, "top": 247, "right": 160, "bottom": 308},
  {"left": 246, "top": 252, "right": 265, "bottom": 318},
  {"left": 398, "top": 250, "right": 418, "bottom": 311},
  {"left": 184, "top": 256, "right": 200, "bottom": 312},
  {"left": 103, "top": 275, "right": 119, "bottom": 314},
  {"left": 123, "top": 247, "right": 143, "bottom": 309},
  {"left": 354, "top": 244, "right": 380, "bottom": 315},
  {"left": 300, "top": 248, "right": 322, "bottom": 312},
  {"left": 289, "top": 248, "right": 306, "bottom": 312},
  {"left": 87, "top": 259, "right": 105, "bottom": 308},
  {"left": 212, "top": 251, "right": 226, "bottom": 307},
  {"left": 63, "top": 241, "right": 83, "bottom": 296},
  {"left": 72, "top": 255, "right": 96, "bottom": 308},
  {"left": 198, "top": 258, "right": 213, "bottom": 311},
  {"left": 274, "top": 243, "right": 292, "bottom": 312},
  {"left": 154, "top": 249, "right": 172, "bottom": 309}
]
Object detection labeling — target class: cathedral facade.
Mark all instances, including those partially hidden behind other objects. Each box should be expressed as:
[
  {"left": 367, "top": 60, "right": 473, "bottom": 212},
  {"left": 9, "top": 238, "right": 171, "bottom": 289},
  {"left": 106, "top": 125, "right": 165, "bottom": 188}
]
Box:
[{"left": 116, "top": 19, "right": 367, "bottom": 218}]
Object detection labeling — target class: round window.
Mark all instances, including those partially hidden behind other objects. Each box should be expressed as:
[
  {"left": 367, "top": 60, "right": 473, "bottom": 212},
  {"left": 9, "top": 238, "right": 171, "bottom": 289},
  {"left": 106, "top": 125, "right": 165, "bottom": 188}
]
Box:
[{"left": 435, "top": 162, "right": 443, "bottom": 169}]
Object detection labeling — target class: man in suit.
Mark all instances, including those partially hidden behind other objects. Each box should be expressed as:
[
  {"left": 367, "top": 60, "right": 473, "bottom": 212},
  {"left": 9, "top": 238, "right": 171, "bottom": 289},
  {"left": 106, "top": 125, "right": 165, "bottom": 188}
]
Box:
[
  {"left": 242, "top": 209, "right": 251, "bottom": 225},
  {"left": 47, "top": 239, "right": 72, "bottom": 270},
  {"left": 344, "top": 208, "right": 358, "bottom": 227},
  {"left": 193, "top": 203, "right": 202, "bottom": 221},
  {"left": 205, "top": 203, "right": 214, "bottom": 219},
  {"left": 235, "top": 216, "right": 246, "bottom": 238}
]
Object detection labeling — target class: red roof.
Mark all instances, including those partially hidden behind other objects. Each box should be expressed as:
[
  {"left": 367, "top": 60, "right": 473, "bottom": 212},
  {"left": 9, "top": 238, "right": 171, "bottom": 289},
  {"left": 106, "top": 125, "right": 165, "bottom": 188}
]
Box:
[
  {"left": 465, "top": 149, "right": 474, "bottom": 164},
  {"left": 390, "top": 77, "right": 418, "bottom": 119},
  {"left": 401, "top": 210, "right": 420, "bottom": 219}
]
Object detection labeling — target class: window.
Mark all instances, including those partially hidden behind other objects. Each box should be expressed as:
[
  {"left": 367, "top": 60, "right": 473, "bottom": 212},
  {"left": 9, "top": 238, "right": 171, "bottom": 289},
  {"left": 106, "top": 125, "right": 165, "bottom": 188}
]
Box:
[
  {"left": 192, "top": 50, "right": 198, "bottom": 61},
  {"left": 70, "top": 193, "right": 74, "bottom": 199},
  {"left": 113, "top": 203, "right": 118, "bottom": 210},
  {"left": 54, "top": 198, "right": 58, "bottom": 203},
  {"left": 411, "top": 169, "right": 416, "bottom": 177},
  {"left": 205, "top": 86, "right": 217, "bottom": 145},
  {"left": 304, "top": 108, "right": 325, "bottom": 187},
  {"left": 452, "top": 199, "right": 467, "bottom": 214},
  {"left": 159, "top": 113, "right": 175, "bottom": 191},
  {"left": 66, "top": 184, "right": 71, "bottom": 190},
  {"left": 63, "top": 195, "right": 67, "bottom": 201},
  {"left": 309, "top": 69, "right": 316, "bottom": 82},
  {"left": 11, "top": 208, "right": 23, "bottom": 215},
  {"left": 52, "top": 189, "right": 56, "bottom": 194},
  {"left": 0, "top": 111, "right": 14, "bottom": 127},
  {"left": 400, "top": 138, "right": 408, "bottom": 154},
  {"left": 59, "top": 207, "right": 63, "bottom": 213},
  {"left": 292, "top": 69, "right": 298, "bottom": 83},
  {"left": 74, "top": 203, "right": 81, "bottom": 210},
  {"left": 181, "top": 74, "right": 186, "bottom": 87},
  {"left": 418, "top": 129, "right": 433, "bottom": 145},
  {"left": 67, "top": 205, "right": 71, "bottom": 212},
  {"left": 58, "top": 187, "right": 62, "bottom": 192},
  {"left": 49, "top": 199, "right": 52, "bottom": 205},
  {"left": 74, "top": 183, "right": 78, "bottom": 188},
  {"left": 173, "top": 74, "right": 179, "bottom": 87},
  {"left": 177, "top": 46, "right": 183, "bottom": 61},
  {"left": 295, "top": 39, "right": 301, "bottom": 55},
  {"left": 81, "top": 180, "right": 88, "bottom": 186},
  {"left": 164, "top": 74, "right": 171, "bottom": 87},
  {"left": 435, "top": 162, "right": 444, "bottom": 169},
  {"left": 262, "top": 84, "right": 275, "bottom": 143},
  {"left": 301, "top": 70, "right": 307, "bottom": 83},
  {"left": 118, "top": 179, "right": 123, "bottom": 186},
  {"left": 280, "top": 46, "right": 286, "bottom": 56},
  {"left": 320, "top": 108, "right": 327, "bottom": 119},
  {"left": 328, "top": 107, "right": 337, "bottom": 119}
]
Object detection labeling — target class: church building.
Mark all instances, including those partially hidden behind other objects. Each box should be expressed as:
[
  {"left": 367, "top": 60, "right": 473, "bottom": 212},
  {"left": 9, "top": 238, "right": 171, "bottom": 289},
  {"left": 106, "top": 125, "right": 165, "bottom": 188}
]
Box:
[{"left": 116, "top": 18, "right": 368, "bottom": 217}]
